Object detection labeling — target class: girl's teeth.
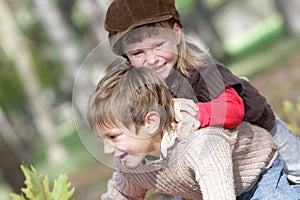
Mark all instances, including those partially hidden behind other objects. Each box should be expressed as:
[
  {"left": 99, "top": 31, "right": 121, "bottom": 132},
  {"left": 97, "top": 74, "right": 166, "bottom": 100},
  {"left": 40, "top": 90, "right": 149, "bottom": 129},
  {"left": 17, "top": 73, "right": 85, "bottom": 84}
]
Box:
[{"left": 154, "top": 65, "right": 163, "bottom": 71}]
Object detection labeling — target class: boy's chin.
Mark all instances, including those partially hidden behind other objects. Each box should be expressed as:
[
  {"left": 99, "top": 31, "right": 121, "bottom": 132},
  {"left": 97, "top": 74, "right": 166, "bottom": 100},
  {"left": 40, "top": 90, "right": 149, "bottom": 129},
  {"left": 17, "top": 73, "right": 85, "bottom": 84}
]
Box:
[
  {"left": 123, "top": 162, "right": 140, "bottom": 169},
  {"left": 123, "top": 155, "right": 146, "bottom": 169}
]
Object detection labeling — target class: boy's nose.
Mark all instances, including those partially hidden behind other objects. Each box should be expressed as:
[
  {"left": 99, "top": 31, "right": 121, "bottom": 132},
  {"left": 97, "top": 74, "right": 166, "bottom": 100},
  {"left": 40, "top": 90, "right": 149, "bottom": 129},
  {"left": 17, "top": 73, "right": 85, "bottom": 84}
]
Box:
[{"left": 103, "top": 141, "right": 115, "bottom": 154}]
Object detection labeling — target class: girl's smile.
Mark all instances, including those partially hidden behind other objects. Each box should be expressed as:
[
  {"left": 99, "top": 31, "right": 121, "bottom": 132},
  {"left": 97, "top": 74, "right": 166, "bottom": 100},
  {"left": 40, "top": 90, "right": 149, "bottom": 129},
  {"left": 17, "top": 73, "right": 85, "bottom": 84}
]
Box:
[{"left": 124, "top": 26, "right": 181, "bottom": 80}]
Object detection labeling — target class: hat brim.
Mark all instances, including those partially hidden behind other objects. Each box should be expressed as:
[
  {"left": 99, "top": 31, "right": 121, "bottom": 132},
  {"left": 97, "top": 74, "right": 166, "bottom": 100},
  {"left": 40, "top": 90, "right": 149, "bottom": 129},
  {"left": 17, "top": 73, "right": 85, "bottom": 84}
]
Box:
[{"left": 109, "top": 15, "right": 174, "bottom": 55}]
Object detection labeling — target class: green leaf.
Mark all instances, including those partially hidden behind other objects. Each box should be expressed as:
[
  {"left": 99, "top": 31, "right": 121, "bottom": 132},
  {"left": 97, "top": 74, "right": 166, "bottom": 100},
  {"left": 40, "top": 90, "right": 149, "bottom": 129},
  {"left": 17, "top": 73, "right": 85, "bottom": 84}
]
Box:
[
  {"left": 10, "top": 193, "right": 26, "bottom": 200},
  {"left": 9, "top": 164, "right": 74, "bottom": 200},
  {"left": 51, "top": 174, "right": 75, "bottom": 200},
  {"left": 20, "top": 165, "right": 50, "bottom": 199}
]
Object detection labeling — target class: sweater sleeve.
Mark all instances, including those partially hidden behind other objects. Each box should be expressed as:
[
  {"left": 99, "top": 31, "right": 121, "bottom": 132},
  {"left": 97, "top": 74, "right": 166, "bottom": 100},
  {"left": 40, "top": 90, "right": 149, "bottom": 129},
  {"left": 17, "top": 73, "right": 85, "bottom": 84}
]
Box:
[
  {"left": 196, "top": 87, "right": 244, "bottom": 129},
  {"left": 190, "top": 130, "right": 236, "bottom": 200},
  {"left": 101, "top": 171, "right": 146, "bottom": 200}
]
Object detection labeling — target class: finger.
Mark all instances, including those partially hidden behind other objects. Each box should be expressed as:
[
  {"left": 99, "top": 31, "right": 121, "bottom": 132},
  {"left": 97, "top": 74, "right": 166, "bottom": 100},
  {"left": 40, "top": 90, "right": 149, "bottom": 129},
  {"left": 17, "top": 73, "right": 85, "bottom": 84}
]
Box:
[
  {"left": 179, "top": 122, "right": 194, "bottom": 142},
  {"left": 176, "top": 122, "right": 186, "bottom": 143},
  {"left": 191, "top": 120, "right": 201, "bottom": 131},
  {"left": 180, "top": 98, "right": 198, "bottom": 111},
  {"left": 181, "top": 106, "right": 197, "bottom": 116},
  {"left": 178, "top": 99, "right": 198, "bottom": 116},
  {"left": 174, "top": 109, "right": 182, "bottom": 122},
  {"left": 173, "top": 100, "right": 182, "bottom": 122}
]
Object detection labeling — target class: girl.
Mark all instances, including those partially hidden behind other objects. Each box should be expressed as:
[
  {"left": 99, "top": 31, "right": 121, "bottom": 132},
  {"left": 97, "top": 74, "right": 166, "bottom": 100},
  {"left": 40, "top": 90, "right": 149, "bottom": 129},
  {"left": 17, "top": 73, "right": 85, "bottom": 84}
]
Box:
[{"left": 104, "top": 0, "right": 300, "bottom": 185}]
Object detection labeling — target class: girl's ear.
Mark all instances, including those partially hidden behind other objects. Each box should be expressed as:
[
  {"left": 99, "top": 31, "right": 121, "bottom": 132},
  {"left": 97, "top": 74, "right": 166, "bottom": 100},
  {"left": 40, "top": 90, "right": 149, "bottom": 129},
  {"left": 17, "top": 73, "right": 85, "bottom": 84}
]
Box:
[
  {"left": 145, "top": 111, "right": 160, "bottom": 135},
  {"left": 173, "top": 22, "right": 182, "bottom": 45}
]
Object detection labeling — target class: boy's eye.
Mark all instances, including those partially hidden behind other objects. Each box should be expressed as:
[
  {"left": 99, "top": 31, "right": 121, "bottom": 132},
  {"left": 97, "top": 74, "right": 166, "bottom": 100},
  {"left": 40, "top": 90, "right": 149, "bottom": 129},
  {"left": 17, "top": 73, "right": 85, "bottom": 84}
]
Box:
[
  {"left": 109, "top": 135, "right": 117, "bottom": 139},
  {"left": 109, "top": 134, "right": 121, "bottom": 140},
  {"left": 103, "top": 133, "right": 118, "bottom": 140}
]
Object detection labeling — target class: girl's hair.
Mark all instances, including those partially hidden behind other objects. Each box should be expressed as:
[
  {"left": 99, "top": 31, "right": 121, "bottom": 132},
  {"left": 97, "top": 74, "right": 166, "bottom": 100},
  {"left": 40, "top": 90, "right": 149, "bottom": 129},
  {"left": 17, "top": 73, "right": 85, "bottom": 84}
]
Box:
[
  {"left": 121, "top": 19, "right": 208, "bottom": 77},
  {"left": 87, "top": 63, "right": 174, "bottom": 135}
]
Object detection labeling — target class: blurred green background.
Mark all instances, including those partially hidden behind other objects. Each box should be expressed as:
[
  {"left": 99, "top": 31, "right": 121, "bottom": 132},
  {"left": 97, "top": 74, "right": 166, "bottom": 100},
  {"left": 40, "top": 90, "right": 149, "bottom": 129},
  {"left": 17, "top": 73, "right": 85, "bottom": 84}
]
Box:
[{"left": 0, "top": 0, "right": 300, "bottom": 199}]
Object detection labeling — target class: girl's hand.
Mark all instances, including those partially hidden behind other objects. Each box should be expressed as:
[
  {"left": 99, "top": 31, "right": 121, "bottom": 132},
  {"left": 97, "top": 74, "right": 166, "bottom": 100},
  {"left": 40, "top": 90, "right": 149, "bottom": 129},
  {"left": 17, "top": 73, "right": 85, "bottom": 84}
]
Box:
[
  {"left": 176, "top": 112, "right": 200, "bottom": 143},
  {"left": 173, "top": 98, "right": 198, "bottom": 122},
  {"left": 173, "top": 98, "right": 200, "bottom": 143}
]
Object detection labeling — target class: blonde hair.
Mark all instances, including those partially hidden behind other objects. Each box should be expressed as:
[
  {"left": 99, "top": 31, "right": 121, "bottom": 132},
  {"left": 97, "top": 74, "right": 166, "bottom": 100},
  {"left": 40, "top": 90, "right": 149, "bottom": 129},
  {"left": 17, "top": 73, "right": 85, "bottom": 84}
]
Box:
[
  {"left": 87, "top": 63, "right": 174, "bottom": 134},
  {"left": 122, "top": 19, "right": 208, "bottom": 77}
]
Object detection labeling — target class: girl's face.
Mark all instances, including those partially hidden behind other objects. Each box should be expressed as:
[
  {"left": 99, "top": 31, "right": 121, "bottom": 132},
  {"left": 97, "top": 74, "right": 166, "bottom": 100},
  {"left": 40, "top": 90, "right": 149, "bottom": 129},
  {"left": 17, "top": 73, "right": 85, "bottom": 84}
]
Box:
[
  {"left": 124, "top": 24, "right": 181, "bottom": 80},
  {"left": 99, "top": 124, "right": 161, "bottom": 169}
]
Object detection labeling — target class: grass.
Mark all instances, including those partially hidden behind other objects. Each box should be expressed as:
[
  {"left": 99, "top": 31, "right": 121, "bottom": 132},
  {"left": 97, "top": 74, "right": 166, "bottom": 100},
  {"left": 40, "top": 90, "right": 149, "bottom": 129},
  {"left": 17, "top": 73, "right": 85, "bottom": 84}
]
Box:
[
  {"left": 224, "top": 13, "right": 285, "bottom": 59},
  {"left": 227, "top": 36, "right": 300, "bottom": 78}
]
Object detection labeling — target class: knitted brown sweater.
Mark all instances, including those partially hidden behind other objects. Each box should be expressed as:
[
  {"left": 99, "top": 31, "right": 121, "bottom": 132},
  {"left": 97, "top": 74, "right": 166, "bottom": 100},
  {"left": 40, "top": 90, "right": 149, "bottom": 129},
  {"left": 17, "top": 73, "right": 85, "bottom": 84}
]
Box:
[{"left": 101, "top": 122, "right": 279, "bottom": 200}]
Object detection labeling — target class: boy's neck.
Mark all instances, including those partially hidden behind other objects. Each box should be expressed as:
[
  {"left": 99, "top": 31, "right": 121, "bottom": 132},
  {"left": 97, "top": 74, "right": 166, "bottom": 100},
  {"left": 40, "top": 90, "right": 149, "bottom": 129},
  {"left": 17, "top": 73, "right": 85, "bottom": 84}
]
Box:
[{"left": 144, "top": 129, "right": 164, "bottom": 158}]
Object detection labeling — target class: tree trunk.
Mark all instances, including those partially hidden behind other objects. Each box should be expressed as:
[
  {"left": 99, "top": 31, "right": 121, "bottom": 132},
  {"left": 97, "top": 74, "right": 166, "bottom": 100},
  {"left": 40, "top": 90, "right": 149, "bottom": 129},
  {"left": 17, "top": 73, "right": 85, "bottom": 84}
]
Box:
[
  {"left": 274, "top": 0, "right": 300, "bottom": 34},
  {"left": 0, "top": 107, "right": 28, "bottom": 159},
  {"left": 0, "top": 136, "right": 25, "bottom": 193},
  {"left": 32, "top": 0, "right": 89, "bottom": 88},
  {"left": 0, "top": 0, "right": 67, "bottom": 163},
  {"left": 182, "top": 1, "right": 228, "bottom": 59},
  {"left": 0, "top": 107, "right": 26, "bottom": 193},
  {"left": 77, "top": 0, "right": 109, "bottom": 43}
]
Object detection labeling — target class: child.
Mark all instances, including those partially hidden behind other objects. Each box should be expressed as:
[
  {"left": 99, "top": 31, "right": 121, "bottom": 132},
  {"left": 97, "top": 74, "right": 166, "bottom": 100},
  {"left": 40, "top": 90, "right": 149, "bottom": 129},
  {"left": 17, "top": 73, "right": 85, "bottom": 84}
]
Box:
[
  {"left": 104, "top": 0, "right": 300, "bottom": 184},
  {"left": 87, "top": 63, "right": 300, "bottom": 199}
]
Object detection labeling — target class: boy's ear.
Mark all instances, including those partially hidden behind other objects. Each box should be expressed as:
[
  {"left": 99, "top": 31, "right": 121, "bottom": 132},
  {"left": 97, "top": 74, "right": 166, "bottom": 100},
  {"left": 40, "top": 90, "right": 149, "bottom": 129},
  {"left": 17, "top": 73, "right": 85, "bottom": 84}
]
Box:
[
  {"left": 145, "top": 111, "right": 160, "bottom": 135},
  {"left": 173, "top": 22, "right": 182, "bottom": 45}
]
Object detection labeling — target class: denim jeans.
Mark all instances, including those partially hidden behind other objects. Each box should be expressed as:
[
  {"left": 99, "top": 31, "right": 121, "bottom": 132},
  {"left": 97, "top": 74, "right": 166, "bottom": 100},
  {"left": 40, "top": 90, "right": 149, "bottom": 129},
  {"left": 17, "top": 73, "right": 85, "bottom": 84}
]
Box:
[
  {"left": 237, "top": 156, "right": 300, "bottom": 200},
  {"left": 270, "top": 116, "right": 300, "bottom": 184}
]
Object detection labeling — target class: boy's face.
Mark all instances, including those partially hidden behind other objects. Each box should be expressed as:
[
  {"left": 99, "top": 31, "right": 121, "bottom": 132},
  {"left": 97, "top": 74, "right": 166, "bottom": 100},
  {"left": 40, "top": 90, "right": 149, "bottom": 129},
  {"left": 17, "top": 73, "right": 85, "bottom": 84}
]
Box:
[
  {"left": 99, "top": 123, "right": 162, "bottom": 169},
  {"left": 124, "top": 24, "right": 181, "bottom": 80}
]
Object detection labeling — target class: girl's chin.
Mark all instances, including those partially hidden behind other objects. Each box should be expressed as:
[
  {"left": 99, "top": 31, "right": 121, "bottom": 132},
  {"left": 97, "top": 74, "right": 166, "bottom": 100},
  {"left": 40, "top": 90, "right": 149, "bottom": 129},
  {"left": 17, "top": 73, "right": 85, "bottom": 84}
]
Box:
[{"left": 158, "top": 68, "right": 172, "bottom": 79}]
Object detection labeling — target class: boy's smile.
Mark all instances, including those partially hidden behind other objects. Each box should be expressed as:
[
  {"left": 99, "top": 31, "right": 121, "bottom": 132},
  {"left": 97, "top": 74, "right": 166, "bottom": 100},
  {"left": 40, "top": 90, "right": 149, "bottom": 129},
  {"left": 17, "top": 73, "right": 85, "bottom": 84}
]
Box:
[{"left": 99, "top": 124, "right": 162, "bottom": 169}]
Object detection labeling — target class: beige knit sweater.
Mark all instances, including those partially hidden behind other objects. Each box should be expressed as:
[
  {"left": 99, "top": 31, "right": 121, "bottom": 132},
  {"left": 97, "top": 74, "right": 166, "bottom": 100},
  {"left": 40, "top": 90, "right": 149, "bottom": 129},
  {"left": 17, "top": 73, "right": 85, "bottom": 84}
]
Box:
[{"left": 101, "top": 122, "right": 279, "bottom": 200}]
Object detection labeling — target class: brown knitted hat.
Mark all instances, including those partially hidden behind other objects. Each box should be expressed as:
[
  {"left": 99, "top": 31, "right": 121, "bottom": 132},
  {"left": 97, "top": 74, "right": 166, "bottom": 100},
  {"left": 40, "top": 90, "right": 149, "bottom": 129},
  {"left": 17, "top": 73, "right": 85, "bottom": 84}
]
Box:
[{"left": 104, "top": 0, "right": 181, "bottom": 55}]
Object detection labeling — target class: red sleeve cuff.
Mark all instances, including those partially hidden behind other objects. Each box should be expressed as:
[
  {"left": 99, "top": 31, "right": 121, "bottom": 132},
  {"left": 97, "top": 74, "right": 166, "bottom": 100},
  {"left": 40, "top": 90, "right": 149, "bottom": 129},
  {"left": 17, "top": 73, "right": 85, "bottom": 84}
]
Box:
[{"left": 196, "top": 87, "right": 244, "bottom": 128}]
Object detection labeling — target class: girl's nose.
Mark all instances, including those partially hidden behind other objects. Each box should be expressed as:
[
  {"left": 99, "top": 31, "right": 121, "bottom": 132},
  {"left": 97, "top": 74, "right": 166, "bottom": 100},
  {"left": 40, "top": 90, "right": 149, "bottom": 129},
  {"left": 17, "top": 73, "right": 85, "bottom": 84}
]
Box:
[{"left": 145, "top": 50, "right": 158, "bottom": 65}]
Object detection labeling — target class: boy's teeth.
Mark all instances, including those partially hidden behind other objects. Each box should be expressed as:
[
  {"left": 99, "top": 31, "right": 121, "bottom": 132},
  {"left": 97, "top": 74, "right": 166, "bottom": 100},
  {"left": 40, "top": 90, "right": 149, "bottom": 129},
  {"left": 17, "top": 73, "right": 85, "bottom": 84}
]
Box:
[{"left": 119, "top": 153, "right": 127, "bottom": 159}]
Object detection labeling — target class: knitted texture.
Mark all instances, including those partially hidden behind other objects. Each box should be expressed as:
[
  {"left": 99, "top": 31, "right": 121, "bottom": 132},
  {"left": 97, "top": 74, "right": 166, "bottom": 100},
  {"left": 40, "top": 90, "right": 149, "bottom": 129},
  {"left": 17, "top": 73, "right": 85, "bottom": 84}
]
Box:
[{"left": 101, "top": 122, "right": 279, "bottom": 200}]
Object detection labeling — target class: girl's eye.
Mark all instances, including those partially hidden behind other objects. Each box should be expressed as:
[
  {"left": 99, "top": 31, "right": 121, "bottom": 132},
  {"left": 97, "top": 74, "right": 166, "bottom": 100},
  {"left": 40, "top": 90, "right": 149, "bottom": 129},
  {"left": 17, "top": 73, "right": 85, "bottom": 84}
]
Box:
[
  {"left": 155, "top": 42, "right": 164, "bottom": 48},
  {"left": 131, "top": 51, "right": 142, "bottom": 56}
]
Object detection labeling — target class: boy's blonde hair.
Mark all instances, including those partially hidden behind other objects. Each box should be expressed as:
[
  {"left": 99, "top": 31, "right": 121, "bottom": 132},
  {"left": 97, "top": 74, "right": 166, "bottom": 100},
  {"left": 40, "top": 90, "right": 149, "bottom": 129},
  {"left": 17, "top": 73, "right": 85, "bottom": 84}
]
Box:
[{"left": 87, "top": 63, "right": 174, "bottom": 134}]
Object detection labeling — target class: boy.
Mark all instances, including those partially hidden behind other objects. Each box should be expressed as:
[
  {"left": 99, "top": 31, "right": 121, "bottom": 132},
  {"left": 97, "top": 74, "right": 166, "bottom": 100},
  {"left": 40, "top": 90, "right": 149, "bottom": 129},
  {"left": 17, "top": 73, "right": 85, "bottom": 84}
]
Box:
[
  {"left": 103, "top": 0, "right": 300, "bottom": 185},
  {"left": 87, "top": 63, "right": 299, "bottom": 199}
]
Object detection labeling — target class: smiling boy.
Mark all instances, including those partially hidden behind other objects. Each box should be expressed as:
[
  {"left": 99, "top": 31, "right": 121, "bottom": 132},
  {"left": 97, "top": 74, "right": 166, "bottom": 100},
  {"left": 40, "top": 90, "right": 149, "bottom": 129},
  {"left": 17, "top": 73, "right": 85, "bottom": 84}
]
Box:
[{"left": 87, "top": 62, "right": 300, "bottom": 199}]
